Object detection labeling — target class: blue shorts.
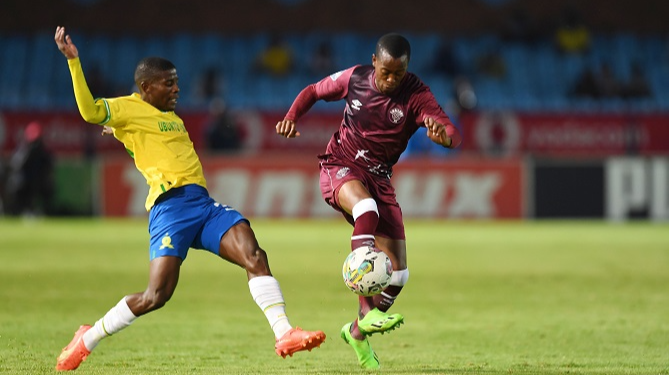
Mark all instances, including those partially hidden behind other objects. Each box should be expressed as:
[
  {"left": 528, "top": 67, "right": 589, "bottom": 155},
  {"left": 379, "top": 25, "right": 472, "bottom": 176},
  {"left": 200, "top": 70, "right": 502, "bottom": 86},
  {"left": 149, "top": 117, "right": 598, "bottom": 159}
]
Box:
[{"left": 148, "top": 184, "right": 248, "bottom": 261}]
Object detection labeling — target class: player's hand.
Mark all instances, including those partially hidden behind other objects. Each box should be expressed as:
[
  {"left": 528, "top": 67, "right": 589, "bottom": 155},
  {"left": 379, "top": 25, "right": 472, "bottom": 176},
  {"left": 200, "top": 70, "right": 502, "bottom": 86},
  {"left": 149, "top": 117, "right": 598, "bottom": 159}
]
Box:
[
  {"left": 424, "top": 117, "right": 452, "bottom": 148},
  {"left": 101, "top": 126, "right": 113, "bottom": 136},
  {"left": 276, "top": 119, "right": 300, "bottom": 138},
  {"left": 54, "top": 26, "right": 79, "bottom": 60}
]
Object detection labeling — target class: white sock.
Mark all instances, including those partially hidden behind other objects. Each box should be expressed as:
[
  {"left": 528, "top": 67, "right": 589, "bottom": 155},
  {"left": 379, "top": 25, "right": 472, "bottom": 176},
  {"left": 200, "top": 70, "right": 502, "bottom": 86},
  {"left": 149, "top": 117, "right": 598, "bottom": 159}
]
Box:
[
  {"left": 248, "top": 276, "right": 292, "bottom": 339},
  {"left": 82, "top": 296, "right": 137, "bottom": 351}
]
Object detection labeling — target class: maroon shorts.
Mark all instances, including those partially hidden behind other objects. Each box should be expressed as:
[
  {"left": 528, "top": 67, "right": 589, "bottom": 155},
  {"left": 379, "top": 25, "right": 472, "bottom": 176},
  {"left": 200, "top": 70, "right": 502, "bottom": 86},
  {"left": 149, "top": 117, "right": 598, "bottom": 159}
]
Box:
[{"left": 319, "top": 155, "right": 405, "bottom": 240}]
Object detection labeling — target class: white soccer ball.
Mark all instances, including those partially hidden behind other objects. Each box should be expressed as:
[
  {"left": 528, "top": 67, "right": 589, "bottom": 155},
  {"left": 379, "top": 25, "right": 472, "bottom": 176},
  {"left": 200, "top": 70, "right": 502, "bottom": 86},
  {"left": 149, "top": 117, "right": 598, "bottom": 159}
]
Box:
[{"left": 342, "top": 246, "right": 393, "bottom": 297}]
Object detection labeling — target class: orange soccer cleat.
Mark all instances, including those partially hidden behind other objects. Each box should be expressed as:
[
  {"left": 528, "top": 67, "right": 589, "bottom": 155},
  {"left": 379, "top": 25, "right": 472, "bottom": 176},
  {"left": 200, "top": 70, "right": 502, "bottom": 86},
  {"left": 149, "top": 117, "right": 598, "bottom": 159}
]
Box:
[
  {"left": 274, "top": 327, "right": 326, "bottom": 358},
  {"left": 55, "top": 325, "right": 92, "bottom": 371}
]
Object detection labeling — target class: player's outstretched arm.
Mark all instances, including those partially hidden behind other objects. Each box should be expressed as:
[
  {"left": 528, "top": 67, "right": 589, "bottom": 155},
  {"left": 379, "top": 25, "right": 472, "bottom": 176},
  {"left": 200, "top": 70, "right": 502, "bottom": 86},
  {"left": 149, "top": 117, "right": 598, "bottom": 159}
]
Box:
[
  {"left": 54, "top": 26, "right": 108, "bottom": 125},
  {"left": 276, "top": 119, "right": 301, "bottom": 138}
]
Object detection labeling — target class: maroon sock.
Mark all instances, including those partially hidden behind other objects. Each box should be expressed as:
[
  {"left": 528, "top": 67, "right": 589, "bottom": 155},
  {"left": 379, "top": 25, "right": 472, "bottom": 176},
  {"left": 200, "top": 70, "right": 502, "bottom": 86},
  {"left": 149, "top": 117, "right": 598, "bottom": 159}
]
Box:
[
  {"left": 351, "top": 210, "right": 379, "bottom": 250},
  {"left": 350, "top": 319, "right": 365, "bottom": 340},
  {"left": 373, "top": 285, "right": 404, "bottom": 312},
  {"left": 358, "top": 295, "right": 375, "bottom": 319}
]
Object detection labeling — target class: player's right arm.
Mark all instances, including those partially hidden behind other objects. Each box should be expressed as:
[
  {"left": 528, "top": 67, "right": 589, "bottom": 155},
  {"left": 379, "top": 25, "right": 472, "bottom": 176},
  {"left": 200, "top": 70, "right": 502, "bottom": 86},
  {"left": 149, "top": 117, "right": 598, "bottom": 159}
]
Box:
[
  {"left": 54, "top": 26, "right": 108, "bottom": 125},
  {"left": 276, "top": 66, "right": 357, "bottom": 139}
]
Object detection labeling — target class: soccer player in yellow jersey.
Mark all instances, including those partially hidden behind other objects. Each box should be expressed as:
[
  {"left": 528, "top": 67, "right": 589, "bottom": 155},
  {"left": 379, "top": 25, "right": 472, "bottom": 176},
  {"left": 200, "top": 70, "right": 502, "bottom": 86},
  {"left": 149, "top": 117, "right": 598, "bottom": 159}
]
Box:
[{"left": 53, "top": 26, "right": 325, "bottom": 371}]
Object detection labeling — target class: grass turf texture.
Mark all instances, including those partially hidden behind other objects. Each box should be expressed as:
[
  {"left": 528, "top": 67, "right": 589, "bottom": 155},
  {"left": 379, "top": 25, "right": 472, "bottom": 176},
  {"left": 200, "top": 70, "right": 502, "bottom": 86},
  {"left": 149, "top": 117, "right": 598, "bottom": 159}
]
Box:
[{"left": 0, "top": 218, "right": 667, "bottom": 375}]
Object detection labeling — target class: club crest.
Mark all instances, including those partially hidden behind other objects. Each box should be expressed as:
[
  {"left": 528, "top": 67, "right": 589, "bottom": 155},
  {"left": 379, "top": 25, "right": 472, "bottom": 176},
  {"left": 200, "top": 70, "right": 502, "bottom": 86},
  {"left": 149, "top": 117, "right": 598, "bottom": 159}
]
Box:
[{"left": 389, "top": 107, "right": 405, "bottom": 124}]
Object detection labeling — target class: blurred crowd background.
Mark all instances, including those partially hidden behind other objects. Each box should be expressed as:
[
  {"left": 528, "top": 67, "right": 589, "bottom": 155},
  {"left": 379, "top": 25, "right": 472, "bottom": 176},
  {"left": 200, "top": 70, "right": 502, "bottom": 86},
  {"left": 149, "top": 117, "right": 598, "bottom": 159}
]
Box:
[{"left": 0, "top": 0, "right": 667, "bottom": 220}]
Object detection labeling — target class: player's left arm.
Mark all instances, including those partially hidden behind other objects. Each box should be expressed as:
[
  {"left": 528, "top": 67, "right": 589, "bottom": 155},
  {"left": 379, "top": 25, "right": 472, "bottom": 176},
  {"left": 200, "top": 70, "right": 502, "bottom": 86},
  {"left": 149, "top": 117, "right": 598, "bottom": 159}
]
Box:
[{"left": 412, "top": 89, "right": 462, "bottom": 149}]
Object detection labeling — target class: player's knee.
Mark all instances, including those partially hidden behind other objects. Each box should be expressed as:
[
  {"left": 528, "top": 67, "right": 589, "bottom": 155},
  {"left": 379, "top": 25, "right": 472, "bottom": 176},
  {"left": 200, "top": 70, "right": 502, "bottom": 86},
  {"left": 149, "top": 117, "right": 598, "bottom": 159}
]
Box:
[
  {"left": 390, "top": 269, "right": 409, "bottom": 286},
  {"left": 352, "top": 198, "right": 379, "bottom": 219}
]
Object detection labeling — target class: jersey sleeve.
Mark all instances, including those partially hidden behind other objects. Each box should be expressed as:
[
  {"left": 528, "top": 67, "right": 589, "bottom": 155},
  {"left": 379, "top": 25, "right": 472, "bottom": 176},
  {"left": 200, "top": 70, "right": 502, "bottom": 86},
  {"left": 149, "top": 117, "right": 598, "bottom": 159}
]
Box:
[
  {"left": 285, "top": 66, "right": 357, "bottom": 121},
  {"left": 67, "top": 57, "right": 110, "bottom": 125},
  {"left": 313, "top": 66, "right": 356, "bottom": 101},
  {"left": 411, "top": 87, "right": 463, "bottom": 148}
]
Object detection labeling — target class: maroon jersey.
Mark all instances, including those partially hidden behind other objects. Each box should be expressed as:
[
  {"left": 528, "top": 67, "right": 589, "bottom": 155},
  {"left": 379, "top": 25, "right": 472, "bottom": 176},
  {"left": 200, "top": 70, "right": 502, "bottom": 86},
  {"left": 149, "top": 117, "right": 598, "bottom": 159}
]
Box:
[{"left": 286, "top": 65, "right": 458, "bottom": 177}]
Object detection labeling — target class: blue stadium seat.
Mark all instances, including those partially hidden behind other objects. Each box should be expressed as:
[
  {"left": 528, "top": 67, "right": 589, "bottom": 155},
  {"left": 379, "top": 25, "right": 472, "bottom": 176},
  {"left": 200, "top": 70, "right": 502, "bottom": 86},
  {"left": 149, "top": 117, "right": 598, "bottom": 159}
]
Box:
[
  {"left": 0, "top": 35, "right": 29, "bottom": 108},
  {"left": 82, "top": 34, "right": 114, "bottom": 76},
  {"left": 407, "top": 33, "right": 441, "bottom": 76},
  {"left": 3, "top": 31, "right": 669, "bottom": 113},
  {"left": 113, "top": 36, "right": 142, "bottom": 93},
  {"left": 331, "top": 32, "right": 367, "bottom": 68},
  {"left": 26, "top": 33, "right": 58, "bottom": 109}
]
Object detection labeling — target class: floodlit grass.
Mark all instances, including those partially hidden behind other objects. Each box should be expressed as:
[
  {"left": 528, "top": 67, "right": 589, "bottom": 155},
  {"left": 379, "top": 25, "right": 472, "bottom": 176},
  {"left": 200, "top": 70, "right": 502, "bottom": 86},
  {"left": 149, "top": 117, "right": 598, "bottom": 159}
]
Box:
[{"left": 0, "top": 218, "right": 668, "bottom": 374}]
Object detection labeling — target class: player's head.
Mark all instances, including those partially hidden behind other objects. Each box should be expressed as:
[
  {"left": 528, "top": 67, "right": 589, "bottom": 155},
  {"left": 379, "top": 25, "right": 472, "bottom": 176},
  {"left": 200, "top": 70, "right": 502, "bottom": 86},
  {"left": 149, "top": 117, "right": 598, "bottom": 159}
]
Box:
[
  {"left": 134, "top": 57, "right": 179, "bottom": 111},
  {"left": 373, "top": 33, "right": 411, "bottom": 95}
]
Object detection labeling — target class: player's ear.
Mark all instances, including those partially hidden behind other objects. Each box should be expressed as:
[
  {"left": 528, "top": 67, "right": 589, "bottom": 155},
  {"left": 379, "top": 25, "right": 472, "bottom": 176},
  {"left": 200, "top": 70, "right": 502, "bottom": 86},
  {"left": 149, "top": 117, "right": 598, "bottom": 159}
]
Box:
[
  {"left": 139, "top": 80, "right": 150, "bottom": 93},
  {"left": 372, "top": 54, "right": 377, "bottom": 66}
]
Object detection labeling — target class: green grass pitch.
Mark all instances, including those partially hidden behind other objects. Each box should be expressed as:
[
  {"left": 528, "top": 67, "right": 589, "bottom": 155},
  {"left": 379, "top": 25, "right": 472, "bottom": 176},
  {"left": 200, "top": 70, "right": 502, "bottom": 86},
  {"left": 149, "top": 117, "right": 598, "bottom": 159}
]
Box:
[{"left": 0, "top": 218, "right": 667, "bottom": 374}]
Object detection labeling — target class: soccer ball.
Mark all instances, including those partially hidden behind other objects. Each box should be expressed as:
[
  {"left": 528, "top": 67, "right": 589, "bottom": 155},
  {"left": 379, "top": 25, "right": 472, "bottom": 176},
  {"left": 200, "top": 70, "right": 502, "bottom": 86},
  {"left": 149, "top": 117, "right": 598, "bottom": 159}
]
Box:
[{"left": 342, "top": 246, "right": 393, "bottom": 297}]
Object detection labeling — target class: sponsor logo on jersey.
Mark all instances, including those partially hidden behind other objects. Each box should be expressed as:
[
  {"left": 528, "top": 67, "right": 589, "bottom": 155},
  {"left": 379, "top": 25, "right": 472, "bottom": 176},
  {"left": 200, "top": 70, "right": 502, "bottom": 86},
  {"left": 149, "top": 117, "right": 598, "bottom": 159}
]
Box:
[
  {"left": 355, "top": 149, "right": 371, "bottom": 162},
  {"left": 336, "top": 167, "right": 350, "bottom": 179},
  {"left": 158, "top": 121, "right": 187, "bottom": 133},
  {"left": 351, "top": 99, "right": 363, "bottom": 110}
]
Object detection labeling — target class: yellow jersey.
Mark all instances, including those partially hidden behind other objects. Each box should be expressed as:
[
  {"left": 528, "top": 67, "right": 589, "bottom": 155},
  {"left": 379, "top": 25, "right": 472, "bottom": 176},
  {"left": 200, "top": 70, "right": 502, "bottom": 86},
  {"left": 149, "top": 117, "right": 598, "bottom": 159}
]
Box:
[{"left": 67, "top": 57, "right": 207, "bottom": 211}]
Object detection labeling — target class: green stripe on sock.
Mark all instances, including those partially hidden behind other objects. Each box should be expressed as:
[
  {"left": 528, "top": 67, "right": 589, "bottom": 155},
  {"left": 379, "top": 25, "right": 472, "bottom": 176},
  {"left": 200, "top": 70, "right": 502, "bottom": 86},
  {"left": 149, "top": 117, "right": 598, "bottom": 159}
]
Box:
[
  {"left": 262, "top": 302, "right": 285, "bottom": 313},
  {"left": 101, "top": 320, "right": 111, "bottom": 336}
]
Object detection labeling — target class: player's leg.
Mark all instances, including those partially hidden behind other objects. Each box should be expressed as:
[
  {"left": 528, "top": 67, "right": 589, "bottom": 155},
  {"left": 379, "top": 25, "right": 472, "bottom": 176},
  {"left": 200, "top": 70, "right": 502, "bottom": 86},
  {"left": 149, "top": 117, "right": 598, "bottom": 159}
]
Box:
[
  {"left": 334, "top": 181, "right": 392, "bottom": 367},
  {"left": 56, "top": 256, "right": 181, "bottom": 371},
  {"left": 125, "top": 256, "right": 182, "bottom": 315},
  {"left": 372, "top": 236, "right": 408, "bottom": 312},
  {"left": 204, "top": 207, "right": 325, "bottom": 357},
  {"left": 354, "top": 197, "right": 408, "bottom": 337},
  {"left": 340, "top": 322, "right": 380, "bottom": 369},
  {"left": 216, "top": 220, "right": 289, "bottom": 336},
  {"left": 319, "top": 161, "right": 383, "bottom": 366},
  {"left": 353, "top": 238, "right": 407, "bottom": 337},
  {"left": 56, "top": 188, "right": 197, "bottom": 371},
  {"left": 90, "top": 256, "right": 181, "bottom": 343},
  {"left": 337, "top": 180, "right": 379, "bottom": 250}
]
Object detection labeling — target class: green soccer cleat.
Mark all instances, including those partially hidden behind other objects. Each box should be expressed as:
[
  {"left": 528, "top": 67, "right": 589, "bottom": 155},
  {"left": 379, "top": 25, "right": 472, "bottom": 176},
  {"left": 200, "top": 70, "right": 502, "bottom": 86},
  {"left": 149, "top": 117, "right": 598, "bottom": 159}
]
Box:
[
  {"left": 340, "top": 322, "right": 380, "bottom": 369},
  {"left": 357, "top": 308, "right": 404, "bottom": 336}
]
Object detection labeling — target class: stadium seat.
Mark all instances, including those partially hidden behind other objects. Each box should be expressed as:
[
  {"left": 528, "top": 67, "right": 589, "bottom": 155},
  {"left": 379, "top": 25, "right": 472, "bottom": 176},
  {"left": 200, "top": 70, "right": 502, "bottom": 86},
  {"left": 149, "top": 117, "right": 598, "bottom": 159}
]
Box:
[
  {"left": 2, "top": 31, "right": 669, "bottom": 113},
  {"left": 113, "top": 36, "right": 142, "bottom": 93},
  {"left": 0, "top": 35, "right": 29, "bottom": 108}
]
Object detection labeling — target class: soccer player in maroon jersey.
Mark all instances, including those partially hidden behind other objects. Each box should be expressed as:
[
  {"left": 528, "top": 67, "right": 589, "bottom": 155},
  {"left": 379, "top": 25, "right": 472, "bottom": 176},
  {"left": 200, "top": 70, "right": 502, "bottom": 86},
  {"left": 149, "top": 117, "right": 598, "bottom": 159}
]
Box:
[{"left": 276, "top": 33, "right": 462, "bottom": 369}]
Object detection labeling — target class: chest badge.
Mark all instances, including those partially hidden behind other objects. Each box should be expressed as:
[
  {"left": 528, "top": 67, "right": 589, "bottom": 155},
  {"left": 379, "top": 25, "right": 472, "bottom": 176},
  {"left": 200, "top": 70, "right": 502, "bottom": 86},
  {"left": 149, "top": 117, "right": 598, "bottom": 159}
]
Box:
[{"left": 389, "top": 107, "right": 405, "bottom": 124}]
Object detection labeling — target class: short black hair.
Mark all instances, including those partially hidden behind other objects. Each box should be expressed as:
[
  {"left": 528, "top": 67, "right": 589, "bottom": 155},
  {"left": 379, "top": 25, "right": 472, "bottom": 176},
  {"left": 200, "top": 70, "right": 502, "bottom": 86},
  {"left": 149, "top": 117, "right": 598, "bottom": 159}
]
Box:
[
  {"left": 376, "top": 33, "right": 411, "bottom": 62},
  {"left": 134, "top": 57, "right": 176, "bottom": 84}
]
